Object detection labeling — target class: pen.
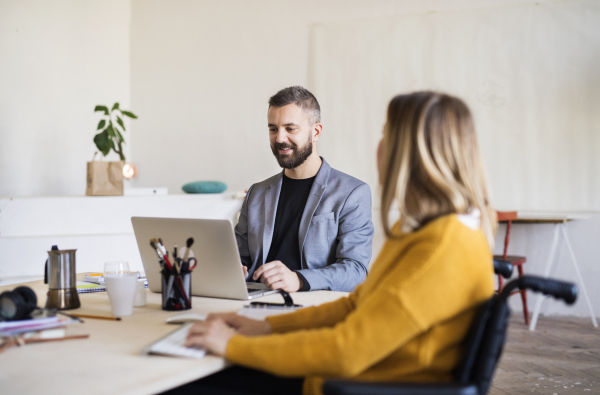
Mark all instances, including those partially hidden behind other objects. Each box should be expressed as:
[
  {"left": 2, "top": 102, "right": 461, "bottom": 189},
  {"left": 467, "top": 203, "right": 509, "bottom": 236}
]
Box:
[
  {"left": 173, "top": 244, "right": 181, "bottom": 272},
  {"left": 70, "top": 313, "right": 122, "bottom": 321},
  {"left": 249, "top": 302, "right": 303, "bottom": 309}
]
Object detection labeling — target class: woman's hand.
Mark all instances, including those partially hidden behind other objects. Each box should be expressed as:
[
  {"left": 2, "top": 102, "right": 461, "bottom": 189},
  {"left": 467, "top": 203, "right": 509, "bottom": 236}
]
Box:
[
  {"left": 206, "top": 312, "right": 272, "bottom": 336},
  {"left": 185, "top": 313, "right": 272, "bottom": 356},
  {"left": 185, "top": 317, "right": 235, "bottom": 356}
]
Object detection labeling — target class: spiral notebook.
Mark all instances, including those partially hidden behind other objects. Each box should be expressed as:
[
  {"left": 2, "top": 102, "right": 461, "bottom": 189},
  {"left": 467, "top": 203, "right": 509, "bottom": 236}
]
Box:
[
  {"left": 76, "top": 282, "right": 106, "bottom": 293},
  {"left": 76, "top": 279, "right": 148, "bottom": 293}
]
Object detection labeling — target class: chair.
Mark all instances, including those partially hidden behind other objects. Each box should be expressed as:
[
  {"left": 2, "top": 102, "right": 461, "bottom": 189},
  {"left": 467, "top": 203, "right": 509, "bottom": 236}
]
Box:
[
  {"left": 495, "top": 211, "right": 529, "bottom": 325},
  {"left": 322, "top": 275, "right": 578, "bottom": 395}
]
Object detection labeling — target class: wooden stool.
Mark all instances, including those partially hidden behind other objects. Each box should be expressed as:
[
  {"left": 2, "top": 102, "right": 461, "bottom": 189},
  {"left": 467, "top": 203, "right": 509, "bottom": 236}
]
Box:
[{"left": 494, "top": 211, "right": 529, "bottom": 325}]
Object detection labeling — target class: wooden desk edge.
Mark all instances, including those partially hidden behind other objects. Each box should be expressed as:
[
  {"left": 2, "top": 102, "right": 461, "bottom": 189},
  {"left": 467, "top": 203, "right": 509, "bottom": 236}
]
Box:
[{"left": 500, "top": 218, "right": 569, "bottom": 224}]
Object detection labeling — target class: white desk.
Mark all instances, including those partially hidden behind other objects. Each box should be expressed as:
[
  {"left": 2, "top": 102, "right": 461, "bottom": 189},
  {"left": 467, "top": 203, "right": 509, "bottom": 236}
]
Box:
[
  {"left": 0, "top": 277, "right": 347, "bottom": 395},
  {"left": 506, "top": 211, "right": 598, "bottom": 331}
]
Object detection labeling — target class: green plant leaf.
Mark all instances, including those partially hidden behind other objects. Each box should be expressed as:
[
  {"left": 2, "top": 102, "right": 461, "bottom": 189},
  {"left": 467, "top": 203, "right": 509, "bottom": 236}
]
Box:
[
  {"left": 93, "top": 130, "right": 111, "bottom": 156},
  {"left": 116, "top": 116, "right": 126, "bottom": 132},
  {"left": 94, "top": 105, "right": 109, "bottom": 115},
  {"left": 97, "top": 120, "right": 106, "bottom": 130},
  {"left": 121, "top": 110, "right": 138, "bottom": 119},
  {"left": 112, "top": 102, "right": 120, "bottom": 111},
  {"left": 106, "top": 124, "right": 115, "bottom": 138}
]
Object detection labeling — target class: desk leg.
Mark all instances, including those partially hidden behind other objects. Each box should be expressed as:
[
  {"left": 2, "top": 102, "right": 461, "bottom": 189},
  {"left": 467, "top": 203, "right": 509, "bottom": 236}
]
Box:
[
  {"left": 561, "top": 225, "right": 598, "bottom": 328},
  {"left": 529, "top": 225, "right": 560, "bottom": 331}
]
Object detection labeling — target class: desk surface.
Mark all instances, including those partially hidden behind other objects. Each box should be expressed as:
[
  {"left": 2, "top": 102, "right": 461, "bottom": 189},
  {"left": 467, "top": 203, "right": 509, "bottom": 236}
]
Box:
[
  {"left": 0, "top": 277, "right": 347, "bottom": 395},
  {"left": 501, "top": 211, "right": 597, "bottom": 224}
]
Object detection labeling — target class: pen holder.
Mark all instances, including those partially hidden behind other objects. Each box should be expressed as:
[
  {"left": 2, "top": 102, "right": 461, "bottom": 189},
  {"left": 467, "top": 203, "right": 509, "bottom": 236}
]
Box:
[{"left": 161, "top": 267, "right": 192, "bottom": 311}]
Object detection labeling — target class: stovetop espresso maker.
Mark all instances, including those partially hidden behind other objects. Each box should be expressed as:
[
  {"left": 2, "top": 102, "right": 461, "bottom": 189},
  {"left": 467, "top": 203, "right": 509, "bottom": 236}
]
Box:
[{"left": 44, "top": 246, "right": 81, "bottom": 310}]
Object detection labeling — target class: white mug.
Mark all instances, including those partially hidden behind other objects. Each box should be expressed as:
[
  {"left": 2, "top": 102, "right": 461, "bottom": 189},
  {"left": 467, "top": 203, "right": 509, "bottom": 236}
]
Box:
[
  {"left": 134, "top": 279, "right": 147, "bottom": 307},
  {"left": 105, "top": 273, "right": 138, "bottom": 317}
]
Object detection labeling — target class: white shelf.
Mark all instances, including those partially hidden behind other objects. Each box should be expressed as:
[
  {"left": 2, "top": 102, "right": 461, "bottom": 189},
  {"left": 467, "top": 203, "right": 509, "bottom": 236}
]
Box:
[
  {"left": 0, "top": 194, "right": 243, "bottom": 277},
  {"left": 0, "top": 194, "right": 242, "bottom": 237}
]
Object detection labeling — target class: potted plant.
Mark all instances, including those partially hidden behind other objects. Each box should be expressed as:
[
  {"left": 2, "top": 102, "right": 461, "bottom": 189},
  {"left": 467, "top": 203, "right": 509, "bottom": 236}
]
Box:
[{"left": 86, "top": 103, "right": 138, "bottom": 196}]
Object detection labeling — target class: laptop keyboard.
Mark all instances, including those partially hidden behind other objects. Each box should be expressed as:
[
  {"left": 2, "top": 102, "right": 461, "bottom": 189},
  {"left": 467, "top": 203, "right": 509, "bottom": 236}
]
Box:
[{"left": 146, "top": 323, "right": 206, "bottom": 359}]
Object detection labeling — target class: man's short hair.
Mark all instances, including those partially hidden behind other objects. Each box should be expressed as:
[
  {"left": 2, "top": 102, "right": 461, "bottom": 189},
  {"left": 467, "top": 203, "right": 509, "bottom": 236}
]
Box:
[{"left": 268, "top": 86, "right": 321, "bottom": 125}]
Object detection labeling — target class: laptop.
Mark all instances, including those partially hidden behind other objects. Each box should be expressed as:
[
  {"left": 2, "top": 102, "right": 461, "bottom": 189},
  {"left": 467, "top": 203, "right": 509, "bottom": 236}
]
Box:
[{"left": 131, "top": 217, "right": 278, "bottom": 300}]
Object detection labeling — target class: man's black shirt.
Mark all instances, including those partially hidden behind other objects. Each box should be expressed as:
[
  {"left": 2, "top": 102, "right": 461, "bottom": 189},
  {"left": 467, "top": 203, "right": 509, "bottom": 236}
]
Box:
[{"left": 265, "top": 173, "right": 315, "bottom": 290}]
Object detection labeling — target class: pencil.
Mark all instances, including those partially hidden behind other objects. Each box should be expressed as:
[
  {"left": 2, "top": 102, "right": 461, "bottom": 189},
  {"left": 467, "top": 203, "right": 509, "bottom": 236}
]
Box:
[
  {"left": 25, "top": 334, "right": 90, "bottom": 344},
  {"left": 70, "top": 313, "right": 122, "bottom": 321}
]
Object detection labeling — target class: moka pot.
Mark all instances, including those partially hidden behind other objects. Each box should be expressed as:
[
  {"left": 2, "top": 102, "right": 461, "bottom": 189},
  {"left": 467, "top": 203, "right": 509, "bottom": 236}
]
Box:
[{"left": 45, "top": 249, "right": 81, "bottom": 310}]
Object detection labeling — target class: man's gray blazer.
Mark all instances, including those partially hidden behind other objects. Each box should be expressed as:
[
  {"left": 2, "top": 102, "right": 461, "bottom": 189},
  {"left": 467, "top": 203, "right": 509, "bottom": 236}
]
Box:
[{"left": 235, "top": 157, "right": 373, "bottom": 292}]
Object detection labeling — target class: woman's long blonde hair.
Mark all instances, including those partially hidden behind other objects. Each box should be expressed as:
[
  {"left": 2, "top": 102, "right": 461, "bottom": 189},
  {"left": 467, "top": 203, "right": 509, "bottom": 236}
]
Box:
[{"left": 380, "top": 91, "right": 497, "bottom": 249}]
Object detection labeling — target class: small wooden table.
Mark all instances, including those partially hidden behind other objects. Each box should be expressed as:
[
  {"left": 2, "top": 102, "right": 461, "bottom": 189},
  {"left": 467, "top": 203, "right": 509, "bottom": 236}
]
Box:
[
  {"left": 503, "top": 211, "right": 598, "bottom": 331},
  {"left": 0, "top": 277, "right": 347, "bottom": 395}
]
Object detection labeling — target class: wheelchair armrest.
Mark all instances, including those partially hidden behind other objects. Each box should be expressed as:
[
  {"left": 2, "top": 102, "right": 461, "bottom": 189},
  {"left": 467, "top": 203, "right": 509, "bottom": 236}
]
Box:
[
  {"left": 493, "top": 258, "right": 513, "bottom": 279},
  {"left": 322, "top": 380, "right": 478, "bottom": 395}
]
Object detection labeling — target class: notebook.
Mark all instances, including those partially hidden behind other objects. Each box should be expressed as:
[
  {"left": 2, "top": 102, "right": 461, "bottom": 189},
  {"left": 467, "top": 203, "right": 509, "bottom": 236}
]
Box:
[
  {"left": 76, "top": 282, "right": 106, "bottom": 293},
  {"left": 76, "top": 279, "right": 148, "bottom": 293}
]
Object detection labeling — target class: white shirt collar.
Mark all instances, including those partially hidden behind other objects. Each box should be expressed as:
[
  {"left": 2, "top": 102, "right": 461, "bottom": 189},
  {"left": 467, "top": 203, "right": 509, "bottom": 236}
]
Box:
[{"left": 457, "top": 208, "right": 481, "bottom": 230}]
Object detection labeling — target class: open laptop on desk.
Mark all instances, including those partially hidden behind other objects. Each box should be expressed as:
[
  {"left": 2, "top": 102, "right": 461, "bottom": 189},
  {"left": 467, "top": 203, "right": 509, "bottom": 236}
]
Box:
[{"left": 131, "top": 217, "right": 278, "bottom": 300}]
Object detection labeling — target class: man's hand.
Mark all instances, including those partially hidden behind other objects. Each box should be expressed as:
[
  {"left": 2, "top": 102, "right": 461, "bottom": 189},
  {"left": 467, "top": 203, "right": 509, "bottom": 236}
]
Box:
[
  {"left": 252, "top": 260, "right": 304, "bottom": 292},
  {"left": 242, "top": 265, "right": 249, "bottom": 279}
]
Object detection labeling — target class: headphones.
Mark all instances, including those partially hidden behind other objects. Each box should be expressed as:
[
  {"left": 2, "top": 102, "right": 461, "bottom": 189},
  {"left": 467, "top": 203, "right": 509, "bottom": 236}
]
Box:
[{"left": 0, "top": 286, "right": 38, "bottom": 321}]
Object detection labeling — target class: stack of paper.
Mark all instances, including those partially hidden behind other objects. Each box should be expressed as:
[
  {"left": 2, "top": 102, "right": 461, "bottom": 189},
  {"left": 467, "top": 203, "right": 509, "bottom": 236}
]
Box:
[{"left": 0, "top": 316, "right": 77, "bottom": 337}]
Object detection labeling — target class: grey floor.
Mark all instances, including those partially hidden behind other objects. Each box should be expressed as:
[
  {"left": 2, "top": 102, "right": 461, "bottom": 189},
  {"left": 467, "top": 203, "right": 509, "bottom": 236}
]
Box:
[{"left": 492, "top": 315, "right": 600, "bottom": 394}]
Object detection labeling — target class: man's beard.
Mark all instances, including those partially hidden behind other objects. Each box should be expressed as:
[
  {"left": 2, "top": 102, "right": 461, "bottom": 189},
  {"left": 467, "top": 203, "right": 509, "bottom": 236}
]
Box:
[{"left": 270, "top": 136, "right": 313, "bottom": 169}]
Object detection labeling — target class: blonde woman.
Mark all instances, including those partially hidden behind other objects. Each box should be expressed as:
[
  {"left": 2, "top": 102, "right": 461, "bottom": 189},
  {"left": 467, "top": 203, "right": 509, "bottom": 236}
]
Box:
[{"left": 167, "top": 92, "right": 496, "bottom": 395}]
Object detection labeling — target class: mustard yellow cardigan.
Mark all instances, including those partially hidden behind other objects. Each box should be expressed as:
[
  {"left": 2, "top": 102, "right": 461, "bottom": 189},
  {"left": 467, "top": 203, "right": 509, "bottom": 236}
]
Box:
[{"left": 226, "top": 214, "right": 494, "bottom": 395}]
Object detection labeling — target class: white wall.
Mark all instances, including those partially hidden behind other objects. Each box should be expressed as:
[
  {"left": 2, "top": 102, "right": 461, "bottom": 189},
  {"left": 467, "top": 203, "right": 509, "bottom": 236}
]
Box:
[
  {"left": 309, "top": 0, "right": 600, "bottom": 213},
  {"left": 128, "top": 0, "right": 553, "bottom": 194},
  {"left": 1, "top": 0, "right": 565, "bottom": 197},
  {"left": 0, "top": 0, "right": 131, "bottom": 197}
]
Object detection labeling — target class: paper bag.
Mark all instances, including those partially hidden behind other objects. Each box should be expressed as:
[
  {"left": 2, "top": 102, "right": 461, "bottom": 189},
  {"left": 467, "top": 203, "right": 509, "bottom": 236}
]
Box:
[{"left": 86, "top": 161, "right": 124, "bottom": 196}]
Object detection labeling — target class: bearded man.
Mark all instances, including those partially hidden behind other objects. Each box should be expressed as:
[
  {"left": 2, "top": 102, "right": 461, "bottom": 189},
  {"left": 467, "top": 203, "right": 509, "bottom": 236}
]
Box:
[{"left": 235, "top": 86, "right": 374, "bottom": 293}]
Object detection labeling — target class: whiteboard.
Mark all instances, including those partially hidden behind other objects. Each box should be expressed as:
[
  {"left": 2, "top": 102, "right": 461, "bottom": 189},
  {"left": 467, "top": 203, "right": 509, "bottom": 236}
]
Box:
[{"left": 309, "top": 0, "right": 600, "bottom": 211}]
